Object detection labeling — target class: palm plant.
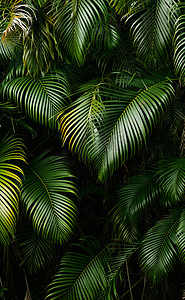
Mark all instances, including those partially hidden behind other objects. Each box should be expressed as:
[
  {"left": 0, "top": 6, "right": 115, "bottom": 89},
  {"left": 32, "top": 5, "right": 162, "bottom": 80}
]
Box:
[{"left": 1, "top": 0, "right": 185, "bottom": 299}]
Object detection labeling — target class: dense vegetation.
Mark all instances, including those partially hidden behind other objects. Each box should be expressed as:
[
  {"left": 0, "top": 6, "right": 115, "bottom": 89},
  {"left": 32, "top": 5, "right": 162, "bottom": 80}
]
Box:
[{"left": 1, "top": 0, "right": 185, "bottom": 299}]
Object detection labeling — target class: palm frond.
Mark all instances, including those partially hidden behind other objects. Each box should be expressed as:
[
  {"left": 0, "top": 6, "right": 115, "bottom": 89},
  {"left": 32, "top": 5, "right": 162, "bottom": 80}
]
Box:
[
  {"left": 104, "top": 242, "right": 138, "bottom": 299},
  {"left": 53, "top": 0, "right": 118, "bottom": 65},
  {"left": 3, "top": 70, "right": 70, "bottom": 129},
  {"left": 0, "top": 135, "right": 25, "bottom": 245},
  {"left": 0, "top": 39, "right": 15, "bottom": 60},
  {"left": 130, "top": 0, "right": 177, "bottom": 66},
  {"left": 176, "top": 208, "right": 185, "bottom": 263},
  {"left": 161, "top": 99, "right": 185, "bottom": 134},
  {"left": 140, "top": 208, "right": 181, "bottom": 282},
  {"left": 110, "top": 0, "right": 146, "bottom": 15},
  {"left": 96, "top": 80, "right": 174, "bottom": 182},
  {"left": 157, "top": 158, "right": 185, "bottom": 204},
  {"left": 60, "top": 79, "right": 174, "bottom": 181},
  {"left": 19, "top": 224, "right": 54, "bottom": 274},
  {"left": 93, "top": 39, "right": 138, "bottom": 75},
  {"left": 22, "top": 7, "right": 55, "bottom": 77},
  {"left": 173, "top": 13, "right": 185, "bottom": 81},
  {"left": 0, "top": 2, "right": 34, "bottom": 40},
  {"left": 112, "top": 172, "right": 159, "bottom": 240},
  {"left": 21, "top": 153, "right": 77, "bottom": 244},
  {"left": 60, "top": 83, "right": 105, "bottom": 165},
  {"left": 46, "top": 238, "right": 109, "bottom": 299}
]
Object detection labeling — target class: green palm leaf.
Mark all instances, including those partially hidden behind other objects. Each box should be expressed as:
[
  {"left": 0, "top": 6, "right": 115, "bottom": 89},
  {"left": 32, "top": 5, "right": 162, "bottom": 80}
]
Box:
[
  {"left": 20, "top": 224, "right": 54, "bottom": 274},
  {"left": 46, "top": 238, "right": 109, "bottom": 299},
  {"left": 110, "top": 0, "right": 145, "bottom": 15},
  {"left": 0, "top": 39, "right": 15, "bottom": 60},
  {"left": 0, "top": 135, "right": 25, "bottom": 245},
  {"left": 112, "top": 172, "right": 158, "bottom": 240},
  {"left": 96, "top": 80, "right": 174, "bottom": 181},
  {"left": 105, "top": 242, "right": 138, "bottom": 299},
  {"left": 173, "top": 13, "right": 185, "bottom": 81},
  {"left": 60, "top": 79, "right": 174, "bottom": 182},
  {"left": 53, "top": 0, "right": 119, "bottom": 65},
  {"left": 21, "top": 153, "right": 77, "bottom": 244},
  {"left": 3, "top": 71, "right": 70, "bottom": 129},
  {"left": 60, "top": 84, "right": 105, "bottom": 165},
  {"left": 157, "top": 158, "right": 185, "bottom": 204},
  {"left": 130, "top": 0, "right": 176, "bottom": 66},
  {"left": 22, "top": 5, "right": 55, "bottom": 77},
  {"left": 140, "top": 208, "right": 181, "bottom": 282},
  {"left": 176, "top": 208, "right": 185, "bottom": 263}
]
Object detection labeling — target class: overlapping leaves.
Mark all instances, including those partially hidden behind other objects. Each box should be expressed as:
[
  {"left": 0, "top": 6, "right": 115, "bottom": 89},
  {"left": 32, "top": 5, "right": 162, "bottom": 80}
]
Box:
[
  {"left": 60, "top": 78, "right": 174, "bottom": 182},
  {"left": 129, "top": 0, "right": 177, "bottom": 66},
  {"left": 53, "top": 0, "right": 119, "bottom": 65}
]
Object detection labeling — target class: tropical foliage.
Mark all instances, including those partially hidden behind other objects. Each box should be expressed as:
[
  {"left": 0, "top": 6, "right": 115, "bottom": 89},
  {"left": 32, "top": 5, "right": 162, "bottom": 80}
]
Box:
[{"left": 1, "top": 0, "right": 185, "bottom": 299}]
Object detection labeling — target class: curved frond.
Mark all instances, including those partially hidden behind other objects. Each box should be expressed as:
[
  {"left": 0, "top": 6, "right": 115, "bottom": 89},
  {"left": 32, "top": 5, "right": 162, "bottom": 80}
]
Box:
[
  {"left": 23, "top": 7, "right": 55, "bottom": 77},
  {"left": 3, "top": 71, "right": 70, "bottom": 129},
  {"left": 173, "top": 13, "right": 185, "bottom": 81},
  {"left": 0, "top": 135, "right": 25, "bottom": 245},
  {"left": 22, "top": 153, "right": 77, "bottom": 244},
  {"left": 110, "top": 0, "right": 146, "bottom": 15},
  {"left": 60, "top": 84, "right": 105, "bottom": 165},
  {"left": 20, "top": 225, "right": 54, "bottom": 274},
  {"left": 0, "top": 2, "right": 34, "bottom": 40},
  {"left": 53, "top": 0, "right": 118, "bottom": 65},
  {"left": 46, "top": 238, "right": 109, "bottom": 299},
  {"left": 157, "top": 158, "right": 185, "bottom": 204},
  {"left": 0, "top": 39, "right": 15, "bottom": 60},
  {"left": 130, "top": 0, "right": 177, "bottom": 66},
  {"left": 105, "top": 242, "right": 138, "bottom": 299},
  {"left": 96, "top": 80, "right": 174, "bottom": 182},
  {"left": 112, "top": 172, "right": 158, "bottom": 240},
  {"left": 177, "top": 208, "right": 185, "bottom": 263},
  {"left": 60, "top": 79, "right": 174, "bottom": 182},
  {"left": 140, "top": 208, "right": 181, "bottom": 282}
]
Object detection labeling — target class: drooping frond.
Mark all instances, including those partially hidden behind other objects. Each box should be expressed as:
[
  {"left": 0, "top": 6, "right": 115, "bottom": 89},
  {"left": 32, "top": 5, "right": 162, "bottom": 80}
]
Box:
[
  {"left": 21, "top": 153, "right": 77, "bottom": 244},
  {"left": 0, "top": 135, "right": 25, "bottom": 245},
  {"left": 53, "top": 0, "right": 119, "bottom": 65},
  {"left": 3, "top": 70, "right": 70, "bottom": 129},
  {"left": 20, "top": 224, "right": 54, "bottom": 274},
  {"left": 60, "top": 84, "right": 105, "bottom": 165},
  {"left": 0, "top": 2, "right": 34, "bottom": 40},
  {"left": 130, "top": 0, "right": 177, "bottom": 66},
  {"left": 110, "top": 0, "right": 147, "bottom": 15},
  {"left": 46, "top": 238, "right": 109, "bottom": 299},
  {"left": 94, "top": 39, "right": 138, "bottom": 75},
  {"left": 176, "top": 208, "right": 185, "bottom": 263},
  {"left": 22, "top": 6, "right": 55, "bottom": 77},
  {"left": 140, "top": 208, "right": 181, "bottom": 282},
  {"left": 104, "top": 242, "right": 138, "bottom": 299},
  {"left": 173, "top": 12, "right": 185, "bottom": 81},
  {"left": 60, "top": 78, "right": 174, "bottom": 182},
  {"left": 157, "top": 158, "right": 185, "bottom": 204},
  {"left": 0, "top": 39, "right": 15, "bottom": 60},
  {"left": 112, "top": 172, "right": 159, "bottom": 240},
  {"left": 96, "top": 80, "right": 174, "bottom": 182},
  {"left": 161, "top": 99, "right": 185, "bottom": 134}
]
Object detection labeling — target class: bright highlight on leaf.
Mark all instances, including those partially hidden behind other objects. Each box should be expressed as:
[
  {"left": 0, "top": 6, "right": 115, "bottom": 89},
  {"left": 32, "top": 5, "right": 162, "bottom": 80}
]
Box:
[{"left": 0, "top": 135, "right": 25, "bottom": 246}]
